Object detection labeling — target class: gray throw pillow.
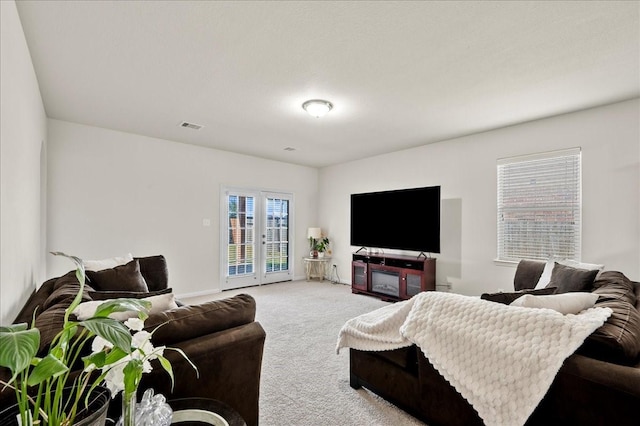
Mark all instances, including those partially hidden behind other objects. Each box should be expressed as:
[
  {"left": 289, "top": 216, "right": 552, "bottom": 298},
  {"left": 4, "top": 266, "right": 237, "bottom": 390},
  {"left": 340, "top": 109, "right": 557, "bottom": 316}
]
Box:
[
  {"left": 547, "top": 262, "right": 598, "bottom": 293},
  {"left": 86, "top": 259, "right": 149, "bottom": 292}
]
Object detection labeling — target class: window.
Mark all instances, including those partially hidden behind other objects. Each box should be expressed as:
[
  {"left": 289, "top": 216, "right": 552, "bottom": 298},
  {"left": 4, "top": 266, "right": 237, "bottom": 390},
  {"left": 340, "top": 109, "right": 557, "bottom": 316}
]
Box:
[{"left": 497, "top": 148, "right": 581, "bottom": 262}]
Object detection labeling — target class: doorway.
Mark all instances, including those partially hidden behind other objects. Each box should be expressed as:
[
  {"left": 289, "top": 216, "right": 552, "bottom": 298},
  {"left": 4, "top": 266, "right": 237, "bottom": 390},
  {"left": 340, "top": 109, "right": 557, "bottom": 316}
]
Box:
[{"left": 221, "top": 187, "right": 292, "bottom": 290}]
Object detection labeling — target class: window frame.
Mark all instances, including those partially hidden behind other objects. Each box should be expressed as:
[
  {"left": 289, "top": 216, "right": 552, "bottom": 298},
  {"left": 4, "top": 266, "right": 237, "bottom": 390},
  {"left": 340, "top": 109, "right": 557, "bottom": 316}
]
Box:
[{"left": 496, "top": 148, "right": 582, "bottom": 264}]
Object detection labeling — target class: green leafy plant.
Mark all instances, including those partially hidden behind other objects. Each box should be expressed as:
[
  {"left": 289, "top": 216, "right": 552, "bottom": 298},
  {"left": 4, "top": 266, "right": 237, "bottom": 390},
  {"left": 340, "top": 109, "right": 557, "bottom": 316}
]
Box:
[
  {"left": 314, "top": 237, "right": 330, "bottom": 253},
  {"left": 0, "top": 252, "right": 182, "bottom": 426}
]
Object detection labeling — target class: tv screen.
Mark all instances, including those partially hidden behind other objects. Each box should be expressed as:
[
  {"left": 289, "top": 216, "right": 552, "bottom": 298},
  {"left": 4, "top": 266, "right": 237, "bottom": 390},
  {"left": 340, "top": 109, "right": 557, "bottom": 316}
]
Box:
[{"left": 350, "top": 186, "right": 440, "bottom": 253}]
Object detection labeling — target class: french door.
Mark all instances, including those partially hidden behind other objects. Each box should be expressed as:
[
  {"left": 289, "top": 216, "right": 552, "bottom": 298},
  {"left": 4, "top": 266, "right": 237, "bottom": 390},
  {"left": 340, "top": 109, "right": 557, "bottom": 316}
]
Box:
[{"left": 221, "top": 187, "right": 292, "bottom": 290}]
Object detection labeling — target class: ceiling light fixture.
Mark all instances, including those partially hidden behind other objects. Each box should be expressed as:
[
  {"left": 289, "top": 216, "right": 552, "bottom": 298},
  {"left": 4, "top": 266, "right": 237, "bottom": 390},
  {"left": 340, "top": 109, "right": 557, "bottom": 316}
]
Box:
[{"left": 302, "top": 99, "right": 333, "bottom": 118}]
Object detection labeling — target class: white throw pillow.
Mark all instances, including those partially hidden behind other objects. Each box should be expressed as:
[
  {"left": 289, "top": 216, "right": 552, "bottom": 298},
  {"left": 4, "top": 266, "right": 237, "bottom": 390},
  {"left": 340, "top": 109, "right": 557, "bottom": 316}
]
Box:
[
  {"left": 73, "top": 293, "right": 178, "bottom": 321},
  {"left": 84, "top": 253, "right": 134, "bottom": 271},
  {"left": 510, "top": 292, "right": 599, "bottom": 315}
]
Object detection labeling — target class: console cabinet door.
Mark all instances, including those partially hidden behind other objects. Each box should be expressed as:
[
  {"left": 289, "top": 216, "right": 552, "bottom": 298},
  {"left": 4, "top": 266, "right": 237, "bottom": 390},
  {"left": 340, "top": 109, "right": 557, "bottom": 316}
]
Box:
[
  {"left": 352, "top": 261, "right": 368, "bottom": 291},
  {"left": 404, "top": 269, "right": 424, "bottom": 298}
]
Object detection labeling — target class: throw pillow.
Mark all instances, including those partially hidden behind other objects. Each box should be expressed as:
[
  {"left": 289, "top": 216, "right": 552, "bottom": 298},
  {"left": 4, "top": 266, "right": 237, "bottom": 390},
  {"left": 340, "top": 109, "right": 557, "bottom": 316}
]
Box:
[
  {"left": 509, "top": 292, "right": 599, "bottom": 315},
  {"left": 546, "top": 262, "right": 599, "bottom": 293},
  {"left": 72, "top": 293, "right": 178, "bottom": 321},
  {"left": 86, "top": 259, "right": 149, "bottom": 292},
  {"left": 481, "top": 287, "right": 557, "bottom": 305},
  {"left": 89, "top": 287, "right": 172, "bottom": 300},
  {"left": 83, "top": 253, "right": 134, "bottom": 271}
]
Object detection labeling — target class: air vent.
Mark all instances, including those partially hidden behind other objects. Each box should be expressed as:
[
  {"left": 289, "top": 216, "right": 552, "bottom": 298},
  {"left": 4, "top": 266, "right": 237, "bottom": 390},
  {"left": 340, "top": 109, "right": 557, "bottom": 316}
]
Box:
[
  {"left": 179, "top": 121, "right": 204, "bottom": 130},
  {"left": 284, "top": 147, "right": 296, "bottom": 151}
]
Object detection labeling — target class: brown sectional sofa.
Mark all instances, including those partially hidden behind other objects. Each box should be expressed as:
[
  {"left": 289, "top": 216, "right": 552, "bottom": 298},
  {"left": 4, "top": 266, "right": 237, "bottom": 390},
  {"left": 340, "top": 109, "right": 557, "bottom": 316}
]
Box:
[
  {"left": 0, "top": 255, "right": 266, "bottom": 426},
  {"left": 349, "top": 260, "right": 640, "bottom": 425}
]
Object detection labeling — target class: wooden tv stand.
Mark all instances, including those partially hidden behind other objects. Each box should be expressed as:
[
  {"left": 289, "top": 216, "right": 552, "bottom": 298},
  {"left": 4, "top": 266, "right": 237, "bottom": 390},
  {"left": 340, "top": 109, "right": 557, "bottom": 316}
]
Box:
[{"left": 351, "top": 253, "right": 436, "bottom": 302}]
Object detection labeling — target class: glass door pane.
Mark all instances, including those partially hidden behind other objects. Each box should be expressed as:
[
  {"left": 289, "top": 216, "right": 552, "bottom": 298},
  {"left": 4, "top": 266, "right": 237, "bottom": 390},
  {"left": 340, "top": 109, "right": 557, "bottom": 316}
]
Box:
[
  {"left": 222, "top": 187, "right": 292, "bottom": 289},
  {"left": 263, "top": 194, "right": 290, "bottom": 284}
]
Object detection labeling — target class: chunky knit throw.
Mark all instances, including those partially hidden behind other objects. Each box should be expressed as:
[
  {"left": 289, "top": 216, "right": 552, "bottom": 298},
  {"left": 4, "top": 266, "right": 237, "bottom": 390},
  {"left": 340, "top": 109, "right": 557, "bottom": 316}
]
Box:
[{"left": 337, "top": 291, "right": 612, "bottom": 426}]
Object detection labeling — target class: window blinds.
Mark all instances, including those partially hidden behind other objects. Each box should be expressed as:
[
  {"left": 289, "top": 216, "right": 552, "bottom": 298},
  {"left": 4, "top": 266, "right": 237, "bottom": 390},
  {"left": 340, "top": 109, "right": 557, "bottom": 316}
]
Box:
[{"left": 497, "top": 148, "right": 581, "bottom": 262}]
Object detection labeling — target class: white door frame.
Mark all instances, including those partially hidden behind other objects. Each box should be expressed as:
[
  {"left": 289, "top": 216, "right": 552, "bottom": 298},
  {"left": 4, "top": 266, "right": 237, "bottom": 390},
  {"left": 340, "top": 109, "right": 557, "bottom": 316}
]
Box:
[{"left": 220, "top": 186, "right": 293, "bottom": 290}]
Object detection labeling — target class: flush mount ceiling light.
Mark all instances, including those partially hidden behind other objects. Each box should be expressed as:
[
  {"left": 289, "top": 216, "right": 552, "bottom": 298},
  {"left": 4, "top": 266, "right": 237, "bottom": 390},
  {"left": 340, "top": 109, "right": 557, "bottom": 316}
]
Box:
[{"left": 302, "top": 99, "right": 333, "bottom": 118}]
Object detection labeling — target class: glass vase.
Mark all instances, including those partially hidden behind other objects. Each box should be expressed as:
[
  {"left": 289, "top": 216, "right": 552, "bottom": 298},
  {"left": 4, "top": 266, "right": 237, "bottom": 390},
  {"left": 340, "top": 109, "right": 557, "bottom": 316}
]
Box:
[{"left": 121, "top": 391, "right": 137, "bottom": 426}]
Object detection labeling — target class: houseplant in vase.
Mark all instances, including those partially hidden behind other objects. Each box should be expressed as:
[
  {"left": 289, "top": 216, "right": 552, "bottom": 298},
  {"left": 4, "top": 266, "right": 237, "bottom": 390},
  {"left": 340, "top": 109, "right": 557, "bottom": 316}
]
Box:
[
  {"left": 315, "top": 237, "right": 330, "bottom": 258},
  {"left": 0, "top": 252, "right": 196, "bottom": 426}
]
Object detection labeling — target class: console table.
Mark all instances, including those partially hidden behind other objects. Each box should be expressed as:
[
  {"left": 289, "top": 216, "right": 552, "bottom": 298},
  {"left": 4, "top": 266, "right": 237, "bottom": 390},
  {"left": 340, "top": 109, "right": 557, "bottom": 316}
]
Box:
[
  {"left": 303, "top": 256, "right": 331, "bottom": 281},
  {"left": 351, "top": 253, "right": 435, "bottom": 301}
]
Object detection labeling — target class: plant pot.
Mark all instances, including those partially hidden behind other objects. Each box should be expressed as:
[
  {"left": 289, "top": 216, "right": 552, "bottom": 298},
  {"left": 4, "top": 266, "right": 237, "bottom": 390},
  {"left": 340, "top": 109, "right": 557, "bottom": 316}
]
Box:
[{"left": 0, "top": 385, "right": 111, "bottom": 426}]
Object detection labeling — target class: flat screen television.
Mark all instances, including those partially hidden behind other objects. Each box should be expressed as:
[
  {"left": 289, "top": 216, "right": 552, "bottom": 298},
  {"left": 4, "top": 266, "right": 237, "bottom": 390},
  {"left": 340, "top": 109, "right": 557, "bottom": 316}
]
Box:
[{"left": 350, "top": 186, "right": 440, "bottom": 253}]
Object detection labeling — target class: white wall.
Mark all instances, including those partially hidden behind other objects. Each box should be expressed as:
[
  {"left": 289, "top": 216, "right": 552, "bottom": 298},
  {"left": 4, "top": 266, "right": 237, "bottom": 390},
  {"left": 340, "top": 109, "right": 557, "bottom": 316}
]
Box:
[
  {"left": 0, "top": 0, "right": 48, "bottom": 325},
  {"left": 319, "top": 99, "right": 640, "bottom": 295},
  {"left": 47, "top": 119, "right": 319, "bottom": 296}
]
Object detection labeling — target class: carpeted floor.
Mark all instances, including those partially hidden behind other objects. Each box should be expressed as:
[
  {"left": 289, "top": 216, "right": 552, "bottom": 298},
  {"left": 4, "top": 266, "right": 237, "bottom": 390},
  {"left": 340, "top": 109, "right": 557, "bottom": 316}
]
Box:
[{"left": 182, "top": 280, "right": 426, "bottom": 426}]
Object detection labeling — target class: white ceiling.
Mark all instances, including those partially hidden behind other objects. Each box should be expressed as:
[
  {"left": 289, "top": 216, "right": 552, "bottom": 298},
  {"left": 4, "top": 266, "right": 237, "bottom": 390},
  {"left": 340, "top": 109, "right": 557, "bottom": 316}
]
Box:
[{"left": 15, "top": 1, "right": 640, "bottom": 168}]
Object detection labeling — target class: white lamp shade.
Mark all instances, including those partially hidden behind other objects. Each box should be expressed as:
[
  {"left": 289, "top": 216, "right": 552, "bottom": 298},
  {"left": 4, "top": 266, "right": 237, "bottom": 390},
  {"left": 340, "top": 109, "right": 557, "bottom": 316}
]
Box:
[{"left": 307, "top": 227, "right": 322, "bottom": 239}]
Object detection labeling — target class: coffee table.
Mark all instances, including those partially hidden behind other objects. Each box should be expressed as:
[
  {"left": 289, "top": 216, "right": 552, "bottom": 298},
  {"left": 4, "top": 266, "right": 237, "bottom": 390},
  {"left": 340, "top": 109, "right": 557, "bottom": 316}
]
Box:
[{"left": 169, "top": 398, "right": 246, "bottom": 426}]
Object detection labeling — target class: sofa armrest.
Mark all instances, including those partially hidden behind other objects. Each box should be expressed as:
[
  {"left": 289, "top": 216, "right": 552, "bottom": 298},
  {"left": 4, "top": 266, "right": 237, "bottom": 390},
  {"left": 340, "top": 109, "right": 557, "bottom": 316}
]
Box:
[
  {"left": 140, "top": 321, "right": 266, "bottom": 426},
  {"left": 560, "top": 353, "right": 640, "bottom": 399},
  {"left": 529, "top": 353, "right": 640, "bottom": 425},
  {"left": 144, "top": 294, "right": 256, "bottom": 345}
]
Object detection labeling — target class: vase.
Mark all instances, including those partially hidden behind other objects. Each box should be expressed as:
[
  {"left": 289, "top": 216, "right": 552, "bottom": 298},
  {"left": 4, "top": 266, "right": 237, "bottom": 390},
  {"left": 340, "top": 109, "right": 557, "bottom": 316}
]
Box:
[
  {"left": 0, "top": 385, "right": 110, "bottom": 426},
  {"left": 120, "top": 391, "right": 137, "bottom": 426},
  {"left": 318, "top": 251, "right": 325, "bottom": 258}
]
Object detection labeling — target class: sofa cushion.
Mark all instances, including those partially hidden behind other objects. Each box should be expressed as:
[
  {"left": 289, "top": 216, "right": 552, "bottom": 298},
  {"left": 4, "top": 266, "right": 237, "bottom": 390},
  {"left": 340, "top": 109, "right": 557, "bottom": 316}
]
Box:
[
  {"left": 547, "top": 262, "right": 599, "bottom": 293},
  {"left": 34, "top": 302, "right": 69, "bottom": 354},
  {"left": 144, "top": 294, "right": 257, "bottom": 346},
  {"left": 89, "top": 287, "right": 172, "bottom": 300},
  {"left": 481, "top": 287, "right": 557, "bottom": 305},
  {"left": 41, "top": 272, "right": 94, "bottom": 311},
  {"left": 509, "top": 292, "right": 599, "bottom": 314},
  {"left": 86, "top": 259, "right": 149, "bottom": 292},
  {"left": 579, "top": 271, "right": 640, "bottom": 365}
]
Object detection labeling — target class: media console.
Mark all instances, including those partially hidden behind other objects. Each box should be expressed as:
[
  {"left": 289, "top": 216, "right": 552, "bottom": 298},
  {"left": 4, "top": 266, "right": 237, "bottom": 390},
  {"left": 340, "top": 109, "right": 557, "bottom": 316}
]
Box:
[{"left": 351, "top": 253, "right": 436, "bottom": 302}]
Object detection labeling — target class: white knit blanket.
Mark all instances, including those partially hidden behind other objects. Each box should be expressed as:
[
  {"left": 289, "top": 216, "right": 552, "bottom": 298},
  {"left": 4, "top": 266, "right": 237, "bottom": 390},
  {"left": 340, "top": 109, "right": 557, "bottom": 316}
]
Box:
[{"left": 336, "top": 291, "right": 612, "bottom": 426}]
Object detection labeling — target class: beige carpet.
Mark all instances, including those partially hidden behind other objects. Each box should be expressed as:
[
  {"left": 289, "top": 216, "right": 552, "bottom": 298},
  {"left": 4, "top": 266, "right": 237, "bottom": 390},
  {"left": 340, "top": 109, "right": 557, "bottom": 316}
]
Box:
[{"left": 183, "top": 280, "right": 426, "bottom": 426}]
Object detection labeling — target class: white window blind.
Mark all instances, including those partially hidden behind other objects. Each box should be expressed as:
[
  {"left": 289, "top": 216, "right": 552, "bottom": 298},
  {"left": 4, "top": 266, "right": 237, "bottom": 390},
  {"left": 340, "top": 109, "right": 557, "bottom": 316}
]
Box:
[{"left": 497, "top": 148, "right": 581, "bottom": 262}]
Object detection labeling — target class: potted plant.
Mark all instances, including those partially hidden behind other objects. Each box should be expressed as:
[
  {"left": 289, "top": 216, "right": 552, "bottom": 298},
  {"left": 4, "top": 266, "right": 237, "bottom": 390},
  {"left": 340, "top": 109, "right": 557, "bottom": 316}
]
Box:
[
  {"left": 0, "top": 252, "right": 195, "bottom": 426},
  {"left": 315, "top": 237, "right": 330, "bottom": 258}
]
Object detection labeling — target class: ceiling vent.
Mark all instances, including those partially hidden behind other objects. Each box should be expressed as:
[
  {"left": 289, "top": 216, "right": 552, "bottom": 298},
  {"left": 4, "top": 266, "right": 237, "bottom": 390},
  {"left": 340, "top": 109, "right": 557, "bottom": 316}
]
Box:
[
  {"left": 179, "top": 121, "right": 204, "bottom": 130},
  {"left": 284, "top": 147, "right": 296, "bottom": 151}
]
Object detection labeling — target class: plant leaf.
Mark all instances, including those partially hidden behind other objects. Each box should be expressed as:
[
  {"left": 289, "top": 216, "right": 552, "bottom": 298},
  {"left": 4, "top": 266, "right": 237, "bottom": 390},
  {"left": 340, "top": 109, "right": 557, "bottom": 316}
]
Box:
[
  {"left": 156, "top": 354, "right": 175, "bottom": 390},
  {"left": 0, "top": 325, "right": 40, "bottom": 380},
  {"left": 93, "top": 299, "right": 151, "bottom": 319},
  {"left": 165, "top": 347, "right": 199, "bottom": 377},
  {"left": 81, "top": 318, "right": 132, "bottom": 352},
  {"left": 123, "top": 359, "right": 143, "bottom": 395},
  {"left": 27, "top": 353, "right": 68, "bottom": 386}
]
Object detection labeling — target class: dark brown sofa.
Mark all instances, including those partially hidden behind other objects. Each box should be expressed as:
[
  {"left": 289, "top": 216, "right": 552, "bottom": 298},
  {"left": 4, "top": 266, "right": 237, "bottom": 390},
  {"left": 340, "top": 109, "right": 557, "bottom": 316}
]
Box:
[
  {"left": 0, "top": 255, "right": 266, "bottom": 426},
  {"left": 349, "top": 260, "right": 640, "bottom": 425}
]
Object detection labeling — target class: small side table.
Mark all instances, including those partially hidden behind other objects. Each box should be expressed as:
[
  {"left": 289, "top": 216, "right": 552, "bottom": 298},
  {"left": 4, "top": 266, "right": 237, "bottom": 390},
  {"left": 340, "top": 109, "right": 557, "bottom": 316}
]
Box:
[
  {"left": 169, "top": 398, "right": 246, "bottom": 426},
  {"left": 303, "top": 256, "right": 331, "bottom": 281}
]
